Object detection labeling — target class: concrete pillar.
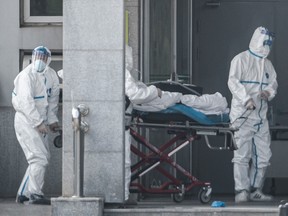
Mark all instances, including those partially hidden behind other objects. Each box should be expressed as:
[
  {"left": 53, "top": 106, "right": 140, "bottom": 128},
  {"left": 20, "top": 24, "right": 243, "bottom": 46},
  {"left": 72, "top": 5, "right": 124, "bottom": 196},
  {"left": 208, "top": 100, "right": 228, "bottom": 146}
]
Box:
[{"left": 52, "top": 0, "right": 125, "bottom": 214}]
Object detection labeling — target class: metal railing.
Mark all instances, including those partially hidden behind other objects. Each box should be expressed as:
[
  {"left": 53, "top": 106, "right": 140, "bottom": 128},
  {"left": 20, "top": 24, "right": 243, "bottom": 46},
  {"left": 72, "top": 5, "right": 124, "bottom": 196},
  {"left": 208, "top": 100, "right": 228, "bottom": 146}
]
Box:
[{"left": 72, "top": 104, "right": 89, "bottom": 197}]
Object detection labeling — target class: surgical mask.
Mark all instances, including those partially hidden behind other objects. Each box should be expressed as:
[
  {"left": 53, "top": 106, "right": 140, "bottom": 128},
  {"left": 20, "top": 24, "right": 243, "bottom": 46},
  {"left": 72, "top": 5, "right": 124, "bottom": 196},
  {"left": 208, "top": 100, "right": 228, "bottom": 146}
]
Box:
[
  {"left": 263, "top": 39, "right": 273, "bottom": 47},
  {"left": 34, "top": 60, "right": 46, "bottom": 72}
]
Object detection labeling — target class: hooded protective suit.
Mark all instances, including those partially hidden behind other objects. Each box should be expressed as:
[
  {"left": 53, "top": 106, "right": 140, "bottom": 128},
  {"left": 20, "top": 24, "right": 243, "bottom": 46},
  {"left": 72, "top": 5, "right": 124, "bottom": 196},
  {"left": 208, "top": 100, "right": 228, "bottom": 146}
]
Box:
[
  {"left": 12, "top": 46, "right": 59, "bottom": 202},
  {"left": 124, "top": 45, "right": 161, "bottom": 200},
  {"left": 228, "top": 27, "right": 278, "bottom": 196}
]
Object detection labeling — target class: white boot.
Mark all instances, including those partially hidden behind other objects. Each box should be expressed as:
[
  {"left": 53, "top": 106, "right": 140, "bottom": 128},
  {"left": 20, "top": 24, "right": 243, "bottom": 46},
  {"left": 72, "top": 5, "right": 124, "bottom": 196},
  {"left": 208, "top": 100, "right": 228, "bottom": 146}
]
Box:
[
  {"left": 235, "top": 190, "right": 249, "bottom": 203},
  {"left": 250, "top": 189, "right": 273, "bottom": 201}
]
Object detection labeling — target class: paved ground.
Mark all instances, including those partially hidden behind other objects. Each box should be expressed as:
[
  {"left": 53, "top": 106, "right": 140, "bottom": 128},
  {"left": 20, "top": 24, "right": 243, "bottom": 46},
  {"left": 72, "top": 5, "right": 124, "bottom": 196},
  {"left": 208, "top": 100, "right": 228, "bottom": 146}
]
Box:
[
  {"left": 1, "top": 195, "right": 287, "bottom": 216},
  {"left": 0, "top": 198, "right": 51, "bottom": 216}
]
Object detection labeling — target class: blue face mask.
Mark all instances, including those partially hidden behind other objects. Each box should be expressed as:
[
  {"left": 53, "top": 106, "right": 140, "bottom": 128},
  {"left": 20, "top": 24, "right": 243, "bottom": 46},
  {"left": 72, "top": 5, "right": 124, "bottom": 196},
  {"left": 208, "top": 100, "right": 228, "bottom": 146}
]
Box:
[
  {"left": 34, "top": 60, "right": 46, "bottom": 72},
  {"left": 263, "top": 39, "right": 273, "bottom": 47}
]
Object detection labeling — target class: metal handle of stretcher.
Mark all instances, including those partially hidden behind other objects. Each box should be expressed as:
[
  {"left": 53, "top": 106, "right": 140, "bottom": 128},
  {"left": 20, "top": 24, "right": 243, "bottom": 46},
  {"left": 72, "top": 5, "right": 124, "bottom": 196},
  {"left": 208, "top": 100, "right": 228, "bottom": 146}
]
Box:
[
  {"left": 189, "top": 126, "right": 237, "bottom": 150},
  {"left": 198, "top": 129, "right": 237, "bottom": 150}
]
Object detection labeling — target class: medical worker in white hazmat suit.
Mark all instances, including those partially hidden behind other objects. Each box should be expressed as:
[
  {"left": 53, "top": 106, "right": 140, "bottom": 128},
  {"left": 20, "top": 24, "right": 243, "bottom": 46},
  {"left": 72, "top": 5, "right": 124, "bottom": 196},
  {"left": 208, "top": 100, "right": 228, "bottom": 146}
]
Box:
[
  {"left": 124, "top": 45, "right": 162, "bottom": 200},
  {"left": 12, "top": 46, "right": 60, "bottom": 205},
  {"left": 228, "top": 27, "right": 278, "bottom": 203}
]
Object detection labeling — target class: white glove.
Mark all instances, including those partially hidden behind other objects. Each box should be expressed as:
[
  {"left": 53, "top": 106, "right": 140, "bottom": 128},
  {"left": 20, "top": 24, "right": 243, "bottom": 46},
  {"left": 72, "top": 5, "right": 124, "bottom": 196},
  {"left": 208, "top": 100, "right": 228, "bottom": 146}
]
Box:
[
  {"left": 37, "top": 122, "right": 49, "bottom": 134},
  {"left": 245, "top": 98, "right": 256, "bottom": 110},
  {"left": 49, "top": 122, "right": 59, "bottom": 133},
  {"left": 259, "top": 90, "right": 270, "bottom": 101}
]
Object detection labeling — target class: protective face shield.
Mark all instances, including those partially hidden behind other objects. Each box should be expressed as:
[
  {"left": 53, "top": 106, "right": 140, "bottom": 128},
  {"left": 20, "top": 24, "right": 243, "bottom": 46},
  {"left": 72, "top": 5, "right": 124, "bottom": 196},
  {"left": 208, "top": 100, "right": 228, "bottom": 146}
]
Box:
[
  {"left": 32, "top": 46, "right": 51, "bottom": 73},
  {"left": 249, "top": 27, "right": 275, "bottom": 58}
]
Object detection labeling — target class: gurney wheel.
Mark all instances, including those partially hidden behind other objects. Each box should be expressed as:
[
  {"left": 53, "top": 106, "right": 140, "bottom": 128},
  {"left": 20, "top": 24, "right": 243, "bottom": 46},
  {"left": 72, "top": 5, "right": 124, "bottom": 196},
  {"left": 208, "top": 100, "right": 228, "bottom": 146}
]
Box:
[
  {"left": 53, "top": 134, "right": 62, "bottom": 148},
  {"left": 171, "top": 192, "right": 184, "bottom": 203},
  {"left": 198, "top": 187, "right": 212, "bottom": 204}
]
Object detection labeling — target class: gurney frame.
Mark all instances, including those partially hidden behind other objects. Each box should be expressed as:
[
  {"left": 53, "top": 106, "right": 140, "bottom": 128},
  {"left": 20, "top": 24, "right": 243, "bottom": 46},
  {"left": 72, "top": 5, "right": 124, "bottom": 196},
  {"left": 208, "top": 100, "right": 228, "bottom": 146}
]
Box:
[
  {"left": 127, "top": 81, "right": 238, "bottom": 203},
  {"left": 129, "top": 118, "right": 237, "bottom": 203}
]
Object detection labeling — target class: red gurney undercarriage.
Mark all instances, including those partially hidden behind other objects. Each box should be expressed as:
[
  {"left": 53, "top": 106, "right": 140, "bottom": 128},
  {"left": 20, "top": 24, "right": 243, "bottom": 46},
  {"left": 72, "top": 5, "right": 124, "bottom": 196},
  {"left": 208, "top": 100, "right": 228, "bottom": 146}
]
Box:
[{"left": 128, "top": 116, "right": 237, "bottom": 203}]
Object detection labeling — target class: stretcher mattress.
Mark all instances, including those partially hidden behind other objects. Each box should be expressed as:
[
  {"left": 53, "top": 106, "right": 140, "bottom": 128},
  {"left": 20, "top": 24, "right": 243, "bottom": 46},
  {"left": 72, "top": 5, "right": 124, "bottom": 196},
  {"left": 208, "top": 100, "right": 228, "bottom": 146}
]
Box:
[{"left": 133, "top": 103, "right": 230, "bottom": 126}]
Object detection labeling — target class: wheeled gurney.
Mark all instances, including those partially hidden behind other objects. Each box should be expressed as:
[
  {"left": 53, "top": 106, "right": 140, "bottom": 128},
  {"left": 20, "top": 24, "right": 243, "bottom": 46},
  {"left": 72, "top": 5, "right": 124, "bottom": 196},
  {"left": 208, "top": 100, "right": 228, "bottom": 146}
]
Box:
[{"left": 128, "top": 81, "right": 238, "bottom": 203}]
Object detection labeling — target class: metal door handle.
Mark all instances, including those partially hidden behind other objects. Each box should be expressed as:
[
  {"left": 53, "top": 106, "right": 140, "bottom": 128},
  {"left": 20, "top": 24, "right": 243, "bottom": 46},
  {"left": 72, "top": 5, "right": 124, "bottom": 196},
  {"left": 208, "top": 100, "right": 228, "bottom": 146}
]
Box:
[{"left": 206, "top": 1, "right": 220, "bottom": 7}]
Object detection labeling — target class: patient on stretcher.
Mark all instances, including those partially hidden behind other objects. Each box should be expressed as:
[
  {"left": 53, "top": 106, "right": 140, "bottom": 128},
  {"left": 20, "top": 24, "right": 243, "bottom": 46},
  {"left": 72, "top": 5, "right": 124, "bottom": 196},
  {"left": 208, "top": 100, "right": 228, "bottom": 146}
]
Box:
[
  {"left": 133, "top": 90, "right": 229, "bottom": 115},
  {"left": 125, "top": 44, "right": 229, "bottom": 117},
  {"left": 126, "top": 65, "right": 231, "bottom": 125}
]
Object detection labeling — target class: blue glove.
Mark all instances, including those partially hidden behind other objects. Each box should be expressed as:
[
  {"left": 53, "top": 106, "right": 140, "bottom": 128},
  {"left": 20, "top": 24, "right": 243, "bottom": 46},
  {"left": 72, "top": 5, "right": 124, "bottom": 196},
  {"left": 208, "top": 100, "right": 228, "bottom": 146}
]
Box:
[{"left": 211, "top": 201, "right": 226, "bottom": 207}]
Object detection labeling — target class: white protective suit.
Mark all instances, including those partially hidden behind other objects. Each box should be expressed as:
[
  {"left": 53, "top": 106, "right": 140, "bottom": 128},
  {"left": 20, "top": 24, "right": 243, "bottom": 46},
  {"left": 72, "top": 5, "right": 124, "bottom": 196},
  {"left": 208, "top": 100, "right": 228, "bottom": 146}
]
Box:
[
  {"left": 228, "top": 27, "right": 278, "bottom": 193},
  {"left": 124, "top": 45, "right": 160, "bottom": 200},
  {"left": 12, "top": 46, "right": 60, "bottom": 200}
]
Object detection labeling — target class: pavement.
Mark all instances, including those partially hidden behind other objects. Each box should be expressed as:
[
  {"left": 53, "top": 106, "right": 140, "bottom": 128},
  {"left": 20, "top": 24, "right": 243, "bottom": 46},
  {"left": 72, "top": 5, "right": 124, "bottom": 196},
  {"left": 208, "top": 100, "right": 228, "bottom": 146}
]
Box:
[
  {"left": 105, "top": 194, "right": 285, "bottom": 216},
  {"left": 0, "top": 198, "right": 51, "bottom": 216},
  {"left": 0, "top": 195, "right": 287, "bottom": 216}
]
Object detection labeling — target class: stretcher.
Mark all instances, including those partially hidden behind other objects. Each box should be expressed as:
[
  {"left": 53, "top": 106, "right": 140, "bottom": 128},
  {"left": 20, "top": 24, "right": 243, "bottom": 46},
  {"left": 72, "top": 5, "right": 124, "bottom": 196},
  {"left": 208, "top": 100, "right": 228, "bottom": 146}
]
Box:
[{"left": 128, "top": 81, "right": 239, "bottom": 203}]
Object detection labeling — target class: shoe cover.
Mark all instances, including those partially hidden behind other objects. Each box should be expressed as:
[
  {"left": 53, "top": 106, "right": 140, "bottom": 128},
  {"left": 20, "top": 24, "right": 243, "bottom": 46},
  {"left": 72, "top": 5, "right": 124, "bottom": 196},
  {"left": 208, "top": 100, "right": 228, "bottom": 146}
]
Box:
[
  {"left": 29, "top": 194, "right": 51, "bottom": 205},
  {"left": 235, "top": 190, "right": 249, "bottom": 203},
  {"left": 250, "top": 189, "right": 273, "bottom": 201}
]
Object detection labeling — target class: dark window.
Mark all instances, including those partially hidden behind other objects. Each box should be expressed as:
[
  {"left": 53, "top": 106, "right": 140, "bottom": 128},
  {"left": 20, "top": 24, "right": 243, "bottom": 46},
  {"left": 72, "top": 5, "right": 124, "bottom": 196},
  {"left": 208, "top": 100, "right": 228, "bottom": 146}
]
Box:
[{"left": 30, "top": 0, "right": 63, "bottom": 16}]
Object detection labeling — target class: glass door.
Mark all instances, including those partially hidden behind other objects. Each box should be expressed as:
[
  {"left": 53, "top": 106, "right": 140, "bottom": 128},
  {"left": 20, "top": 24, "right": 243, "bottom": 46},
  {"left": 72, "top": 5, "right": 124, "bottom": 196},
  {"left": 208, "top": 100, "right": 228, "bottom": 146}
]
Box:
[{"left": 142, "top": 0, "right": 192, "bottom": 84}]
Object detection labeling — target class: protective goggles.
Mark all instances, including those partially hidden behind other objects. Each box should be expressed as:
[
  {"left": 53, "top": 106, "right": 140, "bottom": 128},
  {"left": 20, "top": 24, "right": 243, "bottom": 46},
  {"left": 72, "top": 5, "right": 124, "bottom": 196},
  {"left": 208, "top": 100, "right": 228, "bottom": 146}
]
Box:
[
  {"left": 263, "top": 39, "right": 273, "bottom": 47},
  {"left": 260, "top": 28, "right": 275, "bottom": 38}
]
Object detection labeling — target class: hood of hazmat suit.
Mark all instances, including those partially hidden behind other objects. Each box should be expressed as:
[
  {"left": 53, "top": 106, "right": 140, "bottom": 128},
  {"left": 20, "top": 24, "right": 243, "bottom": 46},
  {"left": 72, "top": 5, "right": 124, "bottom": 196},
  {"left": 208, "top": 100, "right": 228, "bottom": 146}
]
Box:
[{"left": 249, "top": 26, "right": 274, "bottom": 58}]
